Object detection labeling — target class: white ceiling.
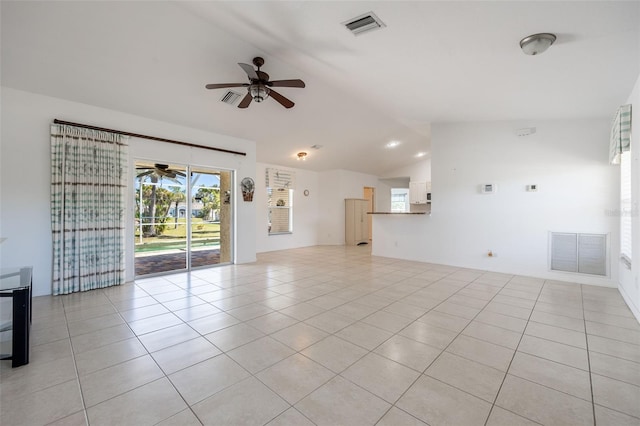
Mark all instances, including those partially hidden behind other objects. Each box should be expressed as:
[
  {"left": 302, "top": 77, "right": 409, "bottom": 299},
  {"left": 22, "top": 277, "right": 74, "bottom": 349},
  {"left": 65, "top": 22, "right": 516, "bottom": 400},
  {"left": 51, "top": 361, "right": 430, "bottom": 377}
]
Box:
[{"left": 2, "top": 1, "right": 639, "bottom": 175}]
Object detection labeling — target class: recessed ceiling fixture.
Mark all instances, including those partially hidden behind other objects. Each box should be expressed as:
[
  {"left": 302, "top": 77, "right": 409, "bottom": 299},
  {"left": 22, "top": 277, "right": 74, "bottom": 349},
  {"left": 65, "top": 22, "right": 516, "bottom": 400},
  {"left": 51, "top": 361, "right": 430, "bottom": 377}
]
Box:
[
  {"left": 297, "top": 152, "right": 308, "bottom": 161},
  {"left": 386, "top": 141, "right": 401, "bottom": 148},
  {"left": 415, "top": 152, "right": 428, "bottom": 158},
  {"left": 343, "top": 12, "right": 386, "bottom": 36},
  {"left": 520, "top": 33, "right": 556, "bottom": 55}
]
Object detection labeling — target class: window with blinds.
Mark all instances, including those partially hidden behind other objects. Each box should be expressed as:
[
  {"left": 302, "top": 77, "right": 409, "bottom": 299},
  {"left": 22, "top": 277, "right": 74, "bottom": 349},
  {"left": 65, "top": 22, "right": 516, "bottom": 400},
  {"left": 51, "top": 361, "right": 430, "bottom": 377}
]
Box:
[
  {"left": 620, "top": 151, "right": 632, "bottom": 267},
  {"left": 268, "top": 188, "right": 293, "bottom": 234},
  {"left": 265, "top": 167, "right": 295, "bottom": 235}
]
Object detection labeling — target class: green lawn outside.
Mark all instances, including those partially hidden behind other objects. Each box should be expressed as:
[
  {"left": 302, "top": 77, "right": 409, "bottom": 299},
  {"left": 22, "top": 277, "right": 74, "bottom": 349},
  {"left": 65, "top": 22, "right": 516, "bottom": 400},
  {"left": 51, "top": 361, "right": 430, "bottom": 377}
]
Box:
[{"left": 135, "top": 218, "right": 220, "bottom": 253}]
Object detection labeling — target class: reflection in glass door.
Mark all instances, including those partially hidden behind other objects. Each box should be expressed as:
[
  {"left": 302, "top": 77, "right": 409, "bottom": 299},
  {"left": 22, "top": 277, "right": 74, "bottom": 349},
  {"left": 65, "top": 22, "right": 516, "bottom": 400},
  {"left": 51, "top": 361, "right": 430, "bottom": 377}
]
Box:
[{"left": 134, "top": 161, "right": 233, "bottom": 277}]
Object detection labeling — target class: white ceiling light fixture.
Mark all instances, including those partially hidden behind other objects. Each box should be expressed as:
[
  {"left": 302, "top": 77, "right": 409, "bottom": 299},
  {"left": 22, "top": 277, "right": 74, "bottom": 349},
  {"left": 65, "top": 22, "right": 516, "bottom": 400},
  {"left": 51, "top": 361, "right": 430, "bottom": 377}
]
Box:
[
  {"left": 386, "top": 141, "right": 401, "bottom": 148},
  {"left": 297, "top": 152, "right": 308, "bottom": 161},
  {"left": 520, "top": 33, "right": 556, "bottom": 55},
  {"left": 415, "top": 152, "right": 428, "bottom": 158}
]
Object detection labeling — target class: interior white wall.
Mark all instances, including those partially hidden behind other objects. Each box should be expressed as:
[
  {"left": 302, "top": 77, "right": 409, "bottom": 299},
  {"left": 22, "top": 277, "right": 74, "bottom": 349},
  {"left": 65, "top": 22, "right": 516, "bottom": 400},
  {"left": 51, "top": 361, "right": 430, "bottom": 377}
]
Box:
[
  {"left": 317, "top": 169, "right": 390, "bottom": 245},
  {"left": 0, "top": 87, "right": 256, "bottom": 296},
  {"left": 619, "top": 73, "right": 640, "bottom": 320},
  {"left": 255, "top": 162, "right": 320, "bottom": 253},
  {"left": 382, "top": 159, "right": 432, "bottom": 184},
  {"left": 372, "top": 118, "right": 619, "bottom": 287}
]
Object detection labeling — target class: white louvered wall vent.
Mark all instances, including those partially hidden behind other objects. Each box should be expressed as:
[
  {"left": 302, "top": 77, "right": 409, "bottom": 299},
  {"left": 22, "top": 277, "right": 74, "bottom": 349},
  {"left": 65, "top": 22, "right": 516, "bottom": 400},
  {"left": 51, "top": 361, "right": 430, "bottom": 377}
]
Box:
[
  {"left": 220, "top": 91, "right": 242, "bottom": 105},
  {"left": 549, "top": 232, "right": 608, "bottom": 276},
  {"left": 343, "top": 12, "right": 386, "bottom": 36}
]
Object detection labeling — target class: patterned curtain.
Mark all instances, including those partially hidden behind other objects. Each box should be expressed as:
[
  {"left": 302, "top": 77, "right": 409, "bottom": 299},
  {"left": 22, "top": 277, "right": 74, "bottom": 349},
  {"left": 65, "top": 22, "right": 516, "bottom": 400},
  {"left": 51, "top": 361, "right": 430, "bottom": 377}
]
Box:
[{"left": 50, "top": 124, "right": 128, "bottom": 295}]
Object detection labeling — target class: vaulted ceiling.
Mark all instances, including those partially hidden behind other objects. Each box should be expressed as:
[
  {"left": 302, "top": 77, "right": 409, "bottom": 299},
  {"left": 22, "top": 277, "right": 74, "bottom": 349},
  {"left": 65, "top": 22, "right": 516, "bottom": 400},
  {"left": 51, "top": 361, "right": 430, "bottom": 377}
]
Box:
[{"left": 2, "top": 1, "right": 639, "bottom": 175}]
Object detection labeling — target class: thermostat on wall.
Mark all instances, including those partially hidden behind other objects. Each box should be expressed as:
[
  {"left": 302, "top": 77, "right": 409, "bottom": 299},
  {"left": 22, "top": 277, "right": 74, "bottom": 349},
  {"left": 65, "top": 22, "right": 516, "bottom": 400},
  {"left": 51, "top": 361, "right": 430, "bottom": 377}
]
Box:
[{"left": 480, "top": 183, "right": 496, "bottom": 194}]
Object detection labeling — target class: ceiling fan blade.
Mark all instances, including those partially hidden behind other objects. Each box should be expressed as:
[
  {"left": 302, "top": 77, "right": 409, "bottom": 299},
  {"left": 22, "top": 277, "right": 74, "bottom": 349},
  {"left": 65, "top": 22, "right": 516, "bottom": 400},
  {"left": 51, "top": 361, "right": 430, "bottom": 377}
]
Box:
[
  {"left": 268, "top": 79, "right": 306, "bottom": 88},
  {"left": 155, "top": 168, "right": 173, "bottom": 177},
  {"left": 238, "top": 92, "right": 253, "bottom": 109},
  {"left": 174, "top": 171, "right": 186, "bottom": 177},
  {"left": 205, "top": 83, "right": 248, "bottom": 89},
  {"left": 238, "top": 63, "right": 259, "bottom": 81},
  {"left": 137, "top": 170, "right": 153, "bottom": 178},
  {"left": 269, "top": 89, "right": 295, "bottom": 109}
]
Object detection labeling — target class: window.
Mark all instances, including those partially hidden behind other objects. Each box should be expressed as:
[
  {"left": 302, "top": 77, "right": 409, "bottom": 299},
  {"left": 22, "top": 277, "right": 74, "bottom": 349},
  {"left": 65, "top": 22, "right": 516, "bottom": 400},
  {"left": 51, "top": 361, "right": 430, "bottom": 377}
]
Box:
[
  {"left": 390, "top": 188, "right": 410, "bottom": 212},
  {"left": 268, "top": 188, "right": 293, "bottom": 234},
  {"left": 621, "top": 150, "right": 632, "bottom": 266},
  {"left": 266, "top": 168, "right": 295, "bottom": 235}
]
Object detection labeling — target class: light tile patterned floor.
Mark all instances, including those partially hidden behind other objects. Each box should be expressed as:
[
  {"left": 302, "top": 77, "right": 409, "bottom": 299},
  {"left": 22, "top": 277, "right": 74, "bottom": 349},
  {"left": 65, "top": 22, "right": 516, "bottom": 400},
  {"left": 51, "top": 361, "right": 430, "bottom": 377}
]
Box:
[{"left": 2, "top": 245, "right": 640, "bottom": 425}]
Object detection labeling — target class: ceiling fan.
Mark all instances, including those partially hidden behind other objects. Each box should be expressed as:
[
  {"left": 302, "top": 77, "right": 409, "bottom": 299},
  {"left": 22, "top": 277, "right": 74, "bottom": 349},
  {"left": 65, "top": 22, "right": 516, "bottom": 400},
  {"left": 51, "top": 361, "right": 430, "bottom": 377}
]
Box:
[
  {"left": 136, "top": 164, "right": 186, "bottom": 180},
  {"left": 206, "top": 57, "right": 305, "bottom": 109}
]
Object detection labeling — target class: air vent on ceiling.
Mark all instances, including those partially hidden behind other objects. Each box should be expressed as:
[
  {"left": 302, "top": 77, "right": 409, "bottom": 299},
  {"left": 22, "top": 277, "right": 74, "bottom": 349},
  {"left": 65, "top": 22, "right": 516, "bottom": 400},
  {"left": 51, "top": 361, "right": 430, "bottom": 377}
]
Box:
[
  {"left": 220, "top": 91, "right": 242, "bottom": 105},
  {"left": 343, "top": 12, "right": 386, "bottom": 36}
]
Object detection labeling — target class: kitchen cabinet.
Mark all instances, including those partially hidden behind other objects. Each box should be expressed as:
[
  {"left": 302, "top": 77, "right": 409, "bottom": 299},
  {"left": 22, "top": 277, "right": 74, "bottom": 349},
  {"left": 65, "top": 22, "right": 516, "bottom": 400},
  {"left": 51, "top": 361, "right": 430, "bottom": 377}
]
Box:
[
  {"left": 410, "top": 181, "right": 431, "bottom": 204},
  {"left": 345, "top": 199, "right": 369, "bottom": 245}
]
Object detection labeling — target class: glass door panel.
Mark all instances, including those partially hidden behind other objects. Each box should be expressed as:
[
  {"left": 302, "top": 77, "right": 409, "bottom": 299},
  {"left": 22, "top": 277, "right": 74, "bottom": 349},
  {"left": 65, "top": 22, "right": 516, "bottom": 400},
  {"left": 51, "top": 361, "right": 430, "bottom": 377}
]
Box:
[
  {"left": 134, "top": 162, "right": 188, "bottom": 276},
  {"left": 190, "top": 168, "right": 233, "bottom": 268}
]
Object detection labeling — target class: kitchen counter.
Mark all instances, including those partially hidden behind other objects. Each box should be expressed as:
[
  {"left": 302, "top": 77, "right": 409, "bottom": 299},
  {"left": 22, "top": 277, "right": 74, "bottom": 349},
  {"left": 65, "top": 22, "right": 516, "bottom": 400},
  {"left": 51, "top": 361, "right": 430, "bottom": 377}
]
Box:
[{"left": 367, "top": 212, "right": 427, "bottom": 215}]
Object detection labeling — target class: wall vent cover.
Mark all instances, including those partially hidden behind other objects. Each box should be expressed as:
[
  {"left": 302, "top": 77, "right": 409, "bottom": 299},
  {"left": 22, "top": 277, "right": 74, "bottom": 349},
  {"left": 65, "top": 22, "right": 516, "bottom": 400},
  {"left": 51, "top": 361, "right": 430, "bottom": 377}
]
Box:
[
  {"left": 343, "top": 12, "right": 386, "bottom": 36},
  {"left": 549, "top": 232, "right": 607, "bottom": 276},
  {"left": 220, "top": 91, "right": 242, "bottom": 105}
]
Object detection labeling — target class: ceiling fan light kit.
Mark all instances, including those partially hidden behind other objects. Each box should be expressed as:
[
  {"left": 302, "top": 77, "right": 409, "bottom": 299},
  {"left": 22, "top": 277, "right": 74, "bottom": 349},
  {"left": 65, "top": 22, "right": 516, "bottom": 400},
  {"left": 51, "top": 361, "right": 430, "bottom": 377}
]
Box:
[
  {"left": 206, "top": 57, "right": 305, "bottom": 109},
  {"left": 297, "top": 152, "right": 308, "bottom": 161},
  {"left": 520, "top": 33, "right": 556, "bottom": 55}
]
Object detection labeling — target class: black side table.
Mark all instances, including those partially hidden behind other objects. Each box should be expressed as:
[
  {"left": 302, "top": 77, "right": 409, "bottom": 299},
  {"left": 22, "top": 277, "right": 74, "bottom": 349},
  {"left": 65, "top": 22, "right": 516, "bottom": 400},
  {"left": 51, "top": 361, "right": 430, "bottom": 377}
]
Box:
[{"left": 0, "top": 267, "right": 32, "bottom": 367}]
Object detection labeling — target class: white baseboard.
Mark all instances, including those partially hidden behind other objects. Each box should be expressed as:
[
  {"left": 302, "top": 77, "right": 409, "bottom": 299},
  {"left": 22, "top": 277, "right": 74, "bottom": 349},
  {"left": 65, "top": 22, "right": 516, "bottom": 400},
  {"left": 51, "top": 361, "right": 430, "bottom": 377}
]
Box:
[{"left": 619, "top": 284, "right": 640, "bottom": 324}]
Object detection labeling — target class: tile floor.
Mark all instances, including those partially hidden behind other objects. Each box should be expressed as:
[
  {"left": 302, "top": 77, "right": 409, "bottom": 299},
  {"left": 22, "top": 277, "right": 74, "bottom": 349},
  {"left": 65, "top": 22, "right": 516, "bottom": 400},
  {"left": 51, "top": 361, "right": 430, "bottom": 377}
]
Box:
[{"left": 1, "top": 245, "right": 640, "bottom": 425}]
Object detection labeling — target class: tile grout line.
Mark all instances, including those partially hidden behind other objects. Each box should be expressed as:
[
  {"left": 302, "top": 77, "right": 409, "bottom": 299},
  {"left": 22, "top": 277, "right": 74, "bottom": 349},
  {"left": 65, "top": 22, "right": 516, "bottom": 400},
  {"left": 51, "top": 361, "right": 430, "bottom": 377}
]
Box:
[
  {"left": 102, "top": 286, "right": 205, "bottom": 425},
  {"left": 363, "top": 271, "right": 515, "bottom": 424},
  {"left": 581, "top": 284, "right": 597, "bottom": 426},
  {"left": 61, "top": 297, "right": 90, "bottom": 426},
  {"left": 482, "top": 276, "right": 546, "bottom": 426}
]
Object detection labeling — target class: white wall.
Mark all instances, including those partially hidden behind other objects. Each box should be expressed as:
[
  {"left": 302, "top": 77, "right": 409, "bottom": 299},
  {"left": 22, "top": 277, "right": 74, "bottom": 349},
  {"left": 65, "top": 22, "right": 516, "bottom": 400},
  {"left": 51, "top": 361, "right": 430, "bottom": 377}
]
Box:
[
  {"left": 382, "top": 159, "right": 432, "bottom": 183},
  {"left": 619, "top": 74, "right": 640, "bottom": 320},
  {"left": 255, "top": 162, "right": 320, "bottom": 253},
  {"left": 373, "top": 118, "right": 619, "bottom": 287},
  {"left": 0, "top": 87, "right": 256, "bottom": 296},
  {"left": 316, "top": 169, "right": 390, "bottom": 245}
]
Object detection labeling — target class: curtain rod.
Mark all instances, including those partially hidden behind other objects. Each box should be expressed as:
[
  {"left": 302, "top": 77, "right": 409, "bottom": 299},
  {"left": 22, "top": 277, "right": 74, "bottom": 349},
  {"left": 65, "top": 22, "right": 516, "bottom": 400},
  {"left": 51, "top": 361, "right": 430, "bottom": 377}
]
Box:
[{"left": 53, "top": 119, "right": 247, "bottom": 157}]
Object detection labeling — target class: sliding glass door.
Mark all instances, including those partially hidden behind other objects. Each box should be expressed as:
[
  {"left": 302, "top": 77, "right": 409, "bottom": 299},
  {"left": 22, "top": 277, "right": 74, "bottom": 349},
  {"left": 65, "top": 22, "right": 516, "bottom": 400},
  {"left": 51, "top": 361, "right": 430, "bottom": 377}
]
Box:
[{"left": 134, "top": 161, "right": 233, "bottom": 277}]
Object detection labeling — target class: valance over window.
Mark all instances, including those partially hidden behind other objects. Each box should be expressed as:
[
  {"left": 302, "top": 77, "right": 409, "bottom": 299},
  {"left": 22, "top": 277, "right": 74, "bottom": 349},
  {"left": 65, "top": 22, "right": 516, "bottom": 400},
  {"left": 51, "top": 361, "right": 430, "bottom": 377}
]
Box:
[
  {"left": 610, "top": 104, "right": 632, "bottom": 165},
  {"left": 265, "top": 168, "right": 296, "bottom": 189}
]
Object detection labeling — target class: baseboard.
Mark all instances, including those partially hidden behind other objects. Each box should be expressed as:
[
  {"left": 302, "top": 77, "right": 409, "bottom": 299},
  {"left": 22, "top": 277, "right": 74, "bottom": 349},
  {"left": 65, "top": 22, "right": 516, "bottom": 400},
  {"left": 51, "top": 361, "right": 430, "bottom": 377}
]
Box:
[{"left": 618, "top": 284, "right": 640, "bottom": 324}]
